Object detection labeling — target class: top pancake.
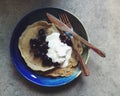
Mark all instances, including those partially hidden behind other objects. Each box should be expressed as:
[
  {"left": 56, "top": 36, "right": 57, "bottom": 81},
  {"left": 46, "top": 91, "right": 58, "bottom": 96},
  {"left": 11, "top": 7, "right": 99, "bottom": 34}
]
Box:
[{"left": 18, "top": 20, "right": 83, "bottom": 76}]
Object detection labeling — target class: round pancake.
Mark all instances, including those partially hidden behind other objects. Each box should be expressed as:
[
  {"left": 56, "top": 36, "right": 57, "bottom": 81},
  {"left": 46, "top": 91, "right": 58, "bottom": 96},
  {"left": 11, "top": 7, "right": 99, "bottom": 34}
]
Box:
[
  {"left": 18, "top": 20, "right": 83, "bottom": 76},
  {"left": 18, "top": 21, "right": 57, "bottom": 71}
]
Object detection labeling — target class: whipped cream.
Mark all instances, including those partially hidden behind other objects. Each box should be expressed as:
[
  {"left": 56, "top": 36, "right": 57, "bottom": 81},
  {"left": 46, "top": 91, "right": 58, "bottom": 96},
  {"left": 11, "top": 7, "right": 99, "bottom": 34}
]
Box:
[{"left": 46, "top": 32, "right": 72, "bottom": 68}]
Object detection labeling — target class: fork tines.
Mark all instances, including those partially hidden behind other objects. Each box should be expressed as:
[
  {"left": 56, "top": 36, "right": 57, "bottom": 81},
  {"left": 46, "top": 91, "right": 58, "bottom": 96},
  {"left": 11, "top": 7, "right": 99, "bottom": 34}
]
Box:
[{"left": 58, "top": 13, "right": 72, "bottom": 28}]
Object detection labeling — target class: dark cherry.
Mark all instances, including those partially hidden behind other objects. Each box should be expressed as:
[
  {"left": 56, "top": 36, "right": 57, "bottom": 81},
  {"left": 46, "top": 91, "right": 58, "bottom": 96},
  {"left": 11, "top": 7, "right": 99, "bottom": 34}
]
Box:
[
  {"left": 37, "top": 38, "right": 43, "bottom": 44},
  {"left": 30, "top": 39, "right": 38, "bottom": 49},
  {"left": 66, "top": 38, "right": 72, "bottom": 46},
  {"left": 59, "top": 33, "right": 66, "bottom": 40},
  {"left": 38, "top": 42, "right": 48, "bottom": 52},
  {"left": 41, "top": 52, "right": 46, "bottom": 59},
  {"left": 34, "top": 50, "right": 41, "bottom": 57},
  {"left": 38, "top": 43, "right": 43, "bottom": 50},
  {"left": 53, "top": 62, "right": 60, "bottom": 67},
  {"left": 39, "top": 34, "right": 46, "bottom": 41},
  {"left": 43, "top": 55, "right": 52, "bottom": 62},
  {"left": 38, "top": 29, "right": 45, "bottom": 36},
  {"left": 61, "top": 40, "right": 67, "bottom": 44},
  {"left": 42, "top": 56, "right": 53, "bottom": 66},
  {"left": 42, "top": 42, "right": 48, "bottom": 49}
]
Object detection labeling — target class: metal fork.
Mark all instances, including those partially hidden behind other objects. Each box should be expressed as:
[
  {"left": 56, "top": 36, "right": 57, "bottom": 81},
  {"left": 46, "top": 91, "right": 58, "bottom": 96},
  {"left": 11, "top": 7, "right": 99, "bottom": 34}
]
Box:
[{"left": 58, "top": 13, "right": 90, "bottom": 76}]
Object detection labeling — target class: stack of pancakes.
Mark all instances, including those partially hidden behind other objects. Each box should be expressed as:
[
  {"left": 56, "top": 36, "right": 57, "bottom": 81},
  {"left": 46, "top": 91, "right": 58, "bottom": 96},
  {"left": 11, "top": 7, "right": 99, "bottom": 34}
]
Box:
[{"left": 18, "top": 21, "right": 83, "bottom": 77}]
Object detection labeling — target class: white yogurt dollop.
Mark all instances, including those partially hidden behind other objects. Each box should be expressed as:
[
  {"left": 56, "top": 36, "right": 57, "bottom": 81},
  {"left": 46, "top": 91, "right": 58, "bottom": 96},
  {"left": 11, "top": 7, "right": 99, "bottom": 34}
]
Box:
[{"left": 46, "top": 32, "right": 72, "bottom": 68}]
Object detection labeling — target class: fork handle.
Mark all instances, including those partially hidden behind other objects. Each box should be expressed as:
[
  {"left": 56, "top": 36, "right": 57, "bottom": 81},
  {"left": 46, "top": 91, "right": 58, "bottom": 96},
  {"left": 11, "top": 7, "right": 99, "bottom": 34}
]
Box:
[
  {"left": 71, "top": 38, "right": 90, "bottom": 76},
  {"left": 74, "top": 48, "right": 90, "bottom": 76},
  {"left": 71, "top": 31, "right": 106, "bottom": 57}
]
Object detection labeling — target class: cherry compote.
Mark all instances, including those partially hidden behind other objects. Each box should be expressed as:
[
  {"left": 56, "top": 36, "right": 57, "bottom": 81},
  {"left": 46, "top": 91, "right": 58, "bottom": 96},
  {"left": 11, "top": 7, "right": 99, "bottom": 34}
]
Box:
[
  {"left": 30, "top": 39, "right": 38, "bottom": 49},
  {"left": 29, "top": 28, "right": 60, "bottom": 67},
  {"left": 59, "top": 32, "right": 72, "bottom": 46}
]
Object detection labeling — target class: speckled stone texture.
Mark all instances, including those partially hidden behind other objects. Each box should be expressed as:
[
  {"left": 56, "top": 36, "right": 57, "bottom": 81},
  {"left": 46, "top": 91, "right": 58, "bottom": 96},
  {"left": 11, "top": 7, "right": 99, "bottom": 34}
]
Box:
[{"left": 0, "top": 0, "right": 120, "bottom": 96}]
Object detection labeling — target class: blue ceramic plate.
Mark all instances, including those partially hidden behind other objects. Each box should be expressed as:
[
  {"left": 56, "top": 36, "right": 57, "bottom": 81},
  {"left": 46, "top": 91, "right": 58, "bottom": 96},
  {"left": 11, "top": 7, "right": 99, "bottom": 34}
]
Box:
[{"left": 10, "top": 7, "right": 89, "bottom": 87}]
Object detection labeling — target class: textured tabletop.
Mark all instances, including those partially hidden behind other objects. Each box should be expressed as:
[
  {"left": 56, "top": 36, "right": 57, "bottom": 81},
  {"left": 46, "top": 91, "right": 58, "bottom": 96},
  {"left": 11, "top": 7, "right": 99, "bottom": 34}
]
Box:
[{"left": 0, "top": 0, "right": 120, "bottom": 96}]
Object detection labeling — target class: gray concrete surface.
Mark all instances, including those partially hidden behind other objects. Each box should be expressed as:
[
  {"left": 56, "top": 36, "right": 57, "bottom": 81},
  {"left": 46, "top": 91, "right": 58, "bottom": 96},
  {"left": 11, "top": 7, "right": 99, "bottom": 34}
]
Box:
[{"left": 0, "top": 0, "right": 120, "bottom": 96}]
